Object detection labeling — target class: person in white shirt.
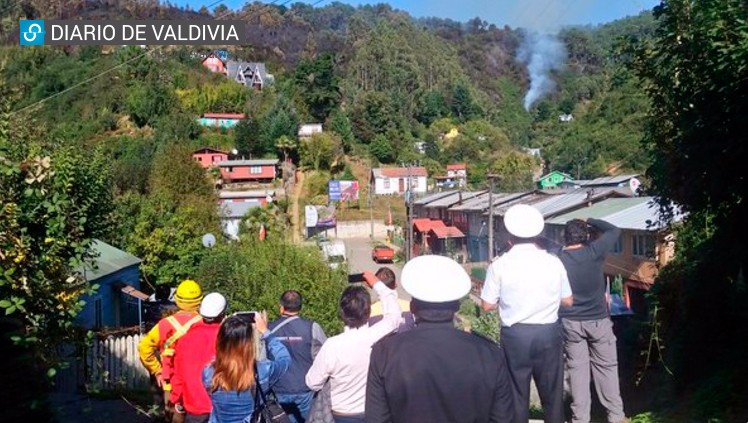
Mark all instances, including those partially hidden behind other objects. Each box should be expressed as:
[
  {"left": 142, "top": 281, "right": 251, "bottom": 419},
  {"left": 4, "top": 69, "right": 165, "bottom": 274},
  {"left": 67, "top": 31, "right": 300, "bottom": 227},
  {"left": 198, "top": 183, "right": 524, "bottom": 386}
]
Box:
[
  {"left": 305, "top": 271, "right": 401, "bottom": 423},
  {"left": 481, "top": 204, "right": 573, "bottom": 423}
]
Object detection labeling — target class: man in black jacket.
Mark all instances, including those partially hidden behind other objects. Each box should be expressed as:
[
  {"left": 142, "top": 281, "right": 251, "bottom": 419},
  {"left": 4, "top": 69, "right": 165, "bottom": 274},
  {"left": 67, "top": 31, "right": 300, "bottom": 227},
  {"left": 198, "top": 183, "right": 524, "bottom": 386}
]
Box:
[
  {"left": 365, "top": 255, "right": 514, "bottom": 423},
  {"left": 559, "top": 218, "right": 627, "bottom": 423}
]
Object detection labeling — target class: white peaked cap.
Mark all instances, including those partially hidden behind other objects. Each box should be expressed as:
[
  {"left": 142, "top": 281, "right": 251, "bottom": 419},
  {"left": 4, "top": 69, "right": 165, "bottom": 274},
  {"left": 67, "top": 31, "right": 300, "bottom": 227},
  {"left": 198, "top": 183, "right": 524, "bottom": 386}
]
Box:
[
  {"left": 401, "top": 255, "right": 471, "bottom": 302},
  {"left": 504, "top": 204, "right": 544, "bottom": 238},
  {"left": 200, "top": 292, "right": 227, "bottom": 318}
]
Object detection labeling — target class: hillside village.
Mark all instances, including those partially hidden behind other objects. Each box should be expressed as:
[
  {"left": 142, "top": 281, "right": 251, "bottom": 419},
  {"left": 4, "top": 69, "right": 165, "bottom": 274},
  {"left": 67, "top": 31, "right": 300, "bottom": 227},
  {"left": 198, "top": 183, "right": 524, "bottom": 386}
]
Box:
[{"left": 1, "top": 0, "right": 748, "bottom": 422}]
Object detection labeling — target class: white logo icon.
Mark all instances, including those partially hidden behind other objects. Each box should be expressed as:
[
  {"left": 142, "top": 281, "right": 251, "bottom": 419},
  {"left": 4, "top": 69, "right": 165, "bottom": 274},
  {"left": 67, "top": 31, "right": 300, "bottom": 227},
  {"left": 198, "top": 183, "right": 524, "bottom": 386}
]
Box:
[{"left": 23, "top": 23, "right": 43, "bottom": 42}]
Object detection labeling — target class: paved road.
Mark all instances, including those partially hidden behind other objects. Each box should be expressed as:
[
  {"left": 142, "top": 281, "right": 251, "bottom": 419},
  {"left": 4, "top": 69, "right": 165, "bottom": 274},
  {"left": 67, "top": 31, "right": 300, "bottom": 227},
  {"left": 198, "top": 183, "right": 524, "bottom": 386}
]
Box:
[{"left": 343, "top": 237, "right": 410, "bottom": 301}]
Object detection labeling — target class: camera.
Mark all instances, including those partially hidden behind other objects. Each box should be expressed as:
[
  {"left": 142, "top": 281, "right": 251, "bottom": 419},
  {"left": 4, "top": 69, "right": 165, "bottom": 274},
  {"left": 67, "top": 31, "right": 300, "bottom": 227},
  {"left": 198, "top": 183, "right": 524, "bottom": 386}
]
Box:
[
  {"left": 232, "top": 311, "right": 256, "bottom": 323},
  {"left": 347, "top": 273, "right": 366, "bottom": 283}
]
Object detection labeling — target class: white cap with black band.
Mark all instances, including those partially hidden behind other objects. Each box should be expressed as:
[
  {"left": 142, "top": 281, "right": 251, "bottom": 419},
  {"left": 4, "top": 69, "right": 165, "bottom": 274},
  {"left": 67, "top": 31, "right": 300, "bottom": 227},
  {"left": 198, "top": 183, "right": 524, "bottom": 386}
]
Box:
[{"left": 401, "top": 255, "right": 471, "bottom": 303}]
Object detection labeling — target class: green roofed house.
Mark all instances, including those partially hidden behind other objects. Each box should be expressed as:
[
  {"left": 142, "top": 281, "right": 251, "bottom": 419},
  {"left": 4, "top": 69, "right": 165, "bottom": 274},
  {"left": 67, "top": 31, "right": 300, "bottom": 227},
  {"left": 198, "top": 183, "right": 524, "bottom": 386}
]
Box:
[
  {"left": 75, "top": 240, "right": 146, "bottom": 330},
  {"left": 537, "top": 170, "right": 573, "bottom": 189}
]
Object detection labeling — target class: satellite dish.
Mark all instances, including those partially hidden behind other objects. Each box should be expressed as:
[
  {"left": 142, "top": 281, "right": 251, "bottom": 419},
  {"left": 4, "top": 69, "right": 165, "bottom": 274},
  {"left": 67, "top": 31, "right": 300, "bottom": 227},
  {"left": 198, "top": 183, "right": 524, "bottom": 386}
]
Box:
[
  {"left": 629, "top": 177, "right": 641, "bottom": 194},
  {"left": 231, "top": 149, "right": 239, "bottom": 155},
  {"left": 202, "top": 233, "right": 216, "bottom": 248}
]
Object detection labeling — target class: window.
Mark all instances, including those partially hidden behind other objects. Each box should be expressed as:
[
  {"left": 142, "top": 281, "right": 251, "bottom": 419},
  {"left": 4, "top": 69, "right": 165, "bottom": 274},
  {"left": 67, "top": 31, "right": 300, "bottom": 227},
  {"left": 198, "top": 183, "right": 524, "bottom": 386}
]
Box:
[
  {"left": 250, "top": 166, "right": 262, "bottom": 174},
  {"left": 632, "top": 234, "right": 655, "bottom": 258},
  {"left": 227, "top": 166, "right": 233, "bottom": 173},
  {"left": 383, "top": 178, "right": 390, "bottom": 189},
  {"left": 94, "top": 297, "right": 103, "bottom": 328},
  {"left": 212, "top": 155, "right": 222, "bottom": 163},
  {"left": 612, "top": 235, "right": 623, "bottom": 255},
  {"left": 194, "top": 157, "right": 202, "bottom": 162}
]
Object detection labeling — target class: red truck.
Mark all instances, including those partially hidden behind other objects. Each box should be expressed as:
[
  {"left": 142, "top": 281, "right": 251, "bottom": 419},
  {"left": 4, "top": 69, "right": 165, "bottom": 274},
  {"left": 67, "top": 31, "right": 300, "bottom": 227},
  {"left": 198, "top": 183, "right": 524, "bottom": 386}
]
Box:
[{"left": 371, "top": 245, "right": 395, "bottom": 263}]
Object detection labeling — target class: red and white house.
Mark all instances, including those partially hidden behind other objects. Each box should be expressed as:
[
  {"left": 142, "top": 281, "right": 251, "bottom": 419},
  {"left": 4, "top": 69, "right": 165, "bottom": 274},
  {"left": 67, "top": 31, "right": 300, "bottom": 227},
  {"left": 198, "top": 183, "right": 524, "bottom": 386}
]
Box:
[
  {"left": 370, "top": 167, "right": 428, "bottom": 195},
  {"left": 218, "top": 159, "right": 279, "bottom": 183},
  {"left": 193, "top": 147, "right": 229, "bottom": 169},
  {"left": 436, "top": 163, "right": 467, "bottom": 189}
]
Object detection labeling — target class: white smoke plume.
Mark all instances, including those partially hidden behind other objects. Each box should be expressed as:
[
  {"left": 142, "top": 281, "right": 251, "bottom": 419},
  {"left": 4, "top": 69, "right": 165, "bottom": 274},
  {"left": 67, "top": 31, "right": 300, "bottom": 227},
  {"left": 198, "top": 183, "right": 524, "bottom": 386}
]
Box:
[{"left": 517, "top": 30, "right": 566, "bottom": 111}]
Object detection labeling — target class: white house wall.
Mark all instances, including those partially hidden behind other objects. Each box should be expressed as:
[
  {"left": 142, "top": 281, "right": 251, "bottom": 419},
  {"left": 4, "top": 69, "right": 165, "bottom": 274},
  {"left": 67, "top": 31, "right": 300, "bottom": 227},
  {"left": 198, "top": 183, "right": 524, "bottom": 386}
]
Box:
[{"left": 373, "top": 176, "right": 427, "bottom": 195}]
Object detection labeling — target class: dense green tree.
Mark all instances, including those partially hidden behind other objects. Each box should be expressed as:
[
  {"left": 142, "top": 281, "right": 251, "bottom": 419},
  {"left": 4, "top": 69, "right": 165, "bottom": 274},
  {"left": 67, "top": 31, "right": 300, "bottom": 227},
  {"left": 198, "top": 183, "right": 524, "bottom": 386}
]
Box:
[
  {"left": 294, "top": 53, "right": 340, "bottom": 121},
  {"left": 632, "top": 0, "right": 748, "bottom": 415},
  {"left": 195, "top": 239, "right": 346, "bottom": 335},
  {"left": 299, "top": 132, "right": 343, "bottom": 171},
  {"left": 259, "top": 98, "right": 300, "bottom": 156},
  {"left": 235, "top": 116, "right": 263, "bottom": 157},
  {"left": 369, "top": 134, "right": 396, "bottom": 163},
  {"left": 126, "top": 80, "right": 175, "bottom": 127},
  {"left": 350, "top": 91, "right": 396, "bottom": 144},
  {"left": 0, "top": 139, "right": 114, "bottom": 394},
  {"left": 416, "top": 90, "right": 449, "bottom": 125},
  {"left": 275, "top": 135, "right": 297, "bottom": 163},
  {"left": 450, "top": 82, "right": 480, "bottom": 122},
  {"left": 326, "top": 109, "right": 356, "bottom": 151}
]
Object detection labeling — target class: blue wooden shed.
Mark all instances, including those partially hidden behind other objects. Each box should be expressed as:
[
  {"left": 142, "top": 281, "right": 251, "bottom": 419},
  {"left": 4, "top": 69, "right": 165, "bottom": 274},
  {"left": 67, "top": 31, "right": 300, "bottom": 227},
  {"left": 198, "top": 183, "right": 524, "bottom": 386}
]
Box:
[{"left": 76, "top": 240, "right": 145, "bottom": 329}]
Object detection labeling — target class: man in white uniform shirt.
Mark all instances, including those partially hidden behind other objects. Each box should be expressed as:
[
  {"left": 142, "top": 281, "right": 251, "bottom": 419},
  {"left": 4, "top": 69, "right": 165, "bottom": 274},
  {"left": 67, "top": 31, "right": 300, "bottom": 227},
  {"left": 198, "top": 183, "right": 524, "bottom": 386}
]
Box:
[
  {"left": 306, "top": 271, "right": 401, "bottom": 423},
  {"left": 481, "top": 204, "right": 573, "bottom": 423}
]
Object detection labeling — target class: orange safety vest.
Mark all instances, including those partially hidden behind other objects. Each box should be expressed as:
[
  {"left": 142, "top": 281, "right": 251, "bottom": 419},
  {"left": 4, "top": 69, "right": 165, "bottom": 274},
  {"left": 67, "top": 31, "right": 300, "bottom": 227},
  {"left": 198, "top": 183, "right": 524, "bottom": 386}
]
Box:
[{"left": 158, "top": 312, "right": 202, "bottom": 389}]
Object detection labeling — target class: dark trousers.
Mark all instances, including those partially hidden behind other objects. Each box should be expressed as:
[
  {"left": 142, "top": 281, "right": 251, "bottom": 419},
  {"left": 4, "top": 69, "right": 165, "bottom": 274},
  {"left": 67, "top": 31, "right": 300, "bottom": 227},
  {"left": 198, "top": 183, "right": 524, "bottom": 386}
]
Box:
[
  {"left": 184, "top": 413, "right": 209, "bottom": 423},
  {"left": 501, "top": 322, "right": 565, "bottom": 423}
]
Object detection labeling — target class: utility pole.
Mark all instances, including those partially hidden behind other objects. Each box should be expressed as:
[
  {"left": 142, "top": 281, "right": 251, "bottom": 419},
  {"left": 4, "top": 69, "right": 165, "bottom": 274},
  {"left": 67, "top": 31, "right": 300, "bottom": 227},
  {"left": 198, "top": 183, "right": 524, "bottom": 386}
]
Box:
[
  {"left": 369, "top": 170, "right": 374, "bottom": 239},
  {"left": 404, "top": 161, "right": 419, "bottom": 262},
  {"left": 487, "top": 174, "right": 498, "bottom": 261}
]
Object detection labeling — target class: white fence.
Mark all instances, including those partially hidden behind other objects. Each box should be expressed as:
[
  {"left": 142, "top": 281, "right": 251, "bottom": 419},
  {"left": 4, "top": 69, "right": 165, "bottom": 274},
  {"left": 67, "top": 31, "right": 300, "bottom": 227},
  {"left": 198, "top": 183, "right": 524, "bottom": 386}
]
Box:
[
  {"left": 318, "top": 220, "right": 390, "bottom": 239},
  {"left": 56, "top": 333, "right": 151, "bottom": 393}
]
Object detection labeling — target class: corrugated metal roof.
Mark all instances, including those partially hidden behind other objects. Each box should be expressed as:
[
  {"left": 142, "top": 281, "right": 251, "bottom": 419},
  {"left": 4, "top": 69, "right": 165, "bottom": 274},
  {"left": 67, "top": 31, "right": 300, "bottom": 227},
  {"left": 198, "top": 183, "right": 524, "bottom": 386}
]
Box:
[
  {"left": 449, "top": 191, "right": 529, "bottom": 211},
  {"left": 80, "top": 240, "right": 141, "bottom": 281},
  {"left": 372, "top": 167, "right": 428, "bottom": 178},
  {"left": 568, "top": 174, "right": 639, "bottom": 187},
  {"left": 219, "top": 190, "right": 275, "bottom": 199},
  {"left": 546, "top": 197, "right": 681, "bottom": 230},
  {"left": 413, "top": 190, "right": 457, "bottom": 205},
  {"left": 485, "top": 188, "right": 630, "bottom": 217},
  {"left": 221, "top": 201, "right": 261, "bottom": 218},
  {"left": 423, "top": 190, "right": 486, "bottom": 208},
  {"left": 217, "top": 159, "right": 279, "bottom": 166}
]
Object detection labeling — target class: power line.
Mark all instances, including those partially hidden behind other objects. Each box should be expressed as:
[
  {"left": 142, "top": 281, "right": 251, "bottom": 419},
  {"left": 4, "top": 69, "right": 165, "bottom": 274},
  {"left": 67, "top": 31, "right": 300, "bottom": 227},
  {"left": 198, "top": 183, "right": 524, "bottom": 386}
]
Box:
[{"left": 9, "top": 0, "right": 313, "bottom": 117}]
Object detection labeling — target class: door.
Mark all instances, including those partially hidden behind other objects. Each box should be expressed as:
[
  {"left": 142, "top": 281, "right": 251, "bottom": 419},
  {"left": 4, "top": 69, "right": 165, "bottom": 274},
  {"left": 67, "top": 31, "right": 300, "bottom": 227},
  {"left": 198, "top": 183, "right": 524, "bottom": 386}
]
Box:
[{"left": 398, "top": 178, "right": 405, "bottom": 193}]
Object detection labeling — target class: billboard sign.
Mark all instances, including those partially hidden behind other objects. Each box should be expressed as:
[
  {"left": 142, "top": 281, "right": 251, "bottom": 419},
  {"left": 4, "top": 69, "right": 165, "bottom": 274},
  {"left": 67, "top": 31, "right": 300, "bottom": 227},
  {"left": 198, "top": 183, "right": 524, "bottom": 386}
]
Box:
[
  {"left": 328, "top": 180, "right": 359, "bottom": 202},
  {"left": 305, "top": 204, "right": 336, "bottom": 228}
]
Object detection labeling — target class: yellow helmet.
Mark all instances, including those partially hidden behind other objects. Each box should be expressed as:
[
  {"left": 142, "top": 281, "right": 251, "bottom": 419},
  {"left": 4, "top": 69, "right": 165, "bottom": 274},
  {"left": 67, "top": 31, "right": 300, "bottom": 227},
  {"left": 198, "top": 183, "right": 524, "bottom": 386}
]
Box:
[{"left": 174, "top": 279, "right": 203, "bottom": 311}]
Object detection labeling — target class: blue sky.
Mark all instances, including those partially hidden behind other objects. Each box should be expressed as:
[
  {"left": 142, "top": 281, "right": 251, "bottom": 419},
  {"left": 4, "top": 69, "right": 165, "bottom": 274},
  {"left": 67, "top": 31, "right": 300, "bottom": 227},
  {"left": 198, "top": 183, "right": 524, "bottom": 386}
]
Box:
[{"left": 174, "top": 0, "right": 660, "bottom": 29}]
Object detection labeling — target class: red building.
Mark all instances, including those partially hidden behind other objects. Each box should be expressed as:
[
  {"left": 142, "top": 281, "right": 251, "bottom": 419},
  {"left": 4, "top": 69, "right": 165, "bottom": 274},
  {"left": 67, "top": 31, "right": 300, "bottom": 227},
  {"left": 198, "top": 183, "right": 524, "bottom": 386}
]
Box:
[
  {"left": 218, "top": 159, "right": 278, "bottom": 183},
  {"left": 201, "top": 52, "right": 226, "bottom": 74},
  {"left": 193, "top": 147, "right": 229, "bottom": 169}
]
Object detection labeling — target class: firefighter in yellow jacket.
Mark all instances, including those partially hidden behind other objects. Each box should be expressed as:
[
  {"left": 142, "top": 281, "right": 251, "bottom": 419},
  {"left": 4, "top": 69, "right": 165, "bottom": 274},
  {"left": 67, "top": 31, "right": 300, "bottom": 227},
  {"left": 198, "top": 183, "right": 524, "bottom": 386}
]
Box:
[{"left": 138, "top": 279, "right": 203, "bottom": 421}]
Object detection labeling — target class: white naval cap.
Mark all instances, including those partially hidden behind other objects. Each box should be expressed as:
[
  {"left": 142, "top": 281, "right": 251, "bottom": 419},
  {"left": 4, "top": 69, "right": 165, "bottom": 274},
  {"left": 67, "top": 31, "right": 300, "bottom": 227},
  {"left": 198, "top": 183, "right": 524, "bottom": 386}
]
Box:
[
  {"left": 401, "top": 255, "right": 471, "bottom": 302},
  {"left": 504, "top": 204, "right": 544, "bottom": 238},
  {"left": 199, "top": 292, "right": 227, "bottom": 318}
]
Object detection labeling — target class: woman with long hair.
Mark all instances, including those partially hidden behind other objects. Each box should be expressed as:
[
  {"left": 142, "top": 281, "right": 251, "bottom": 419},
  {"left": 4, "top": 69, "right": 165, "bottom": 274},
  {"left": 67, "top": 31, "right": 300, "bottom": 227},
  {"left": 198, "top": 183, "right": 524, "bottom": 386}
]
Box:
[{"left": 202, "top": 311, "right": 291, "bottom": 423}]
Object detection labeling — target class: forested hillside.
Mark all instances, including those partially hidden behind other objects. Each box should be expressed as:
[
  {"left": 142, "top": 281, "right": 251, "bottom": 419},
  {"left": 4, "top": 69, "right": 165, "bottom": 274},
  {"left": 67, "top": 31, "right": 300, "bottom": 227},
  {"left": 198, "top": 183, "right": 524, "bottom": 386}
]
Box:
[{"left": 1, "top": 0, "right": 656, "bottom": 187}]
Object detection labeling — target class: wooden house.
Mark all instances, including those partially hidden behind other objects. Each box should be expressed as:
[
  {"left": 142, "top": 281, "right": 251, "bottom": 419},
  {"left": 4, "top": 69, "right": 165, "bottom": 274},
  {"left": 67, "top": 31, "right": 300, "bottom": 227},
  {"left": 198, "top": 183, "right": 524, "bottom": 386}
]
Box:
[
  {"left": 198, "top": 113, "right": 245, "bottom": 129},
  {"left": 537, "top": 170, "right": 573, "bottom": 189},
  {"left": 218, "top": 159, "right": 278, "bottom": 183},
  {"left": 193, "top": 147, "right": 229, "bottom": 169},
  {"left": 370, "top": 167, "right": 428, "bottom": 195},
  {"left": 76, "top": 240, "right": 145, "bottom": 330}
]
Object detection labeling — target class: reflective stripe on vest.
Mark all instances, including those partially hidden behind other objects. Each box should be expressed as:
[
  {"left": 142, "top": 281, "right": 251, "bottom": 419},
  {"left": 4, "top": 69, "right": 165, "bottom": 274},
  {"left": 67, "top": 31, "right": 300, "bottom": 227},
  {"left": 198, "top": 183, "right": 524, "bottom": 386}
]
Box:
[{"left": 161, "top": 314, "right": 202, "bottom": 357}]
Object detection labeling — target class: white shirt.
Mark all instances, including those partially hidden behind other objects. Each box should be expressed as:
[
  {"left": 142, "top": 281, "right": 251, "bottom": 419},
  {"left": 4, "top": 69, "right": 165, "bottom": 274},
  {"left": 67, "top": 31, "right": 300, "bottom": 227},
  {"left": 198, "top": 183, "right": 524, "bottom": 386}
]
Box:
[
  {"left": 305, "top": 282, "right": 402, "bottom": 414},
  {"left": 481, "top": 243, "right": 572, "bottom": 327}
]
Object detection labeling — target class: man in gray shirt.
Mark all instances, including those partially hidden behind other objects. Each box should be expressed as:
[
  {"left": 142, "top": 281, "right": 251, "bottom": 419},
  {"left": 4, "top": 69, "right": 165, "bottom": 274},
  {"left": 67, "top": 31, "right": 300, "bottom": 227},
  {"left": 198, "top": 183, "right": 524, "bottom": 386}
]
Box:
[{"left": 559, "top": 219, "right": 627, "bottom": 423}]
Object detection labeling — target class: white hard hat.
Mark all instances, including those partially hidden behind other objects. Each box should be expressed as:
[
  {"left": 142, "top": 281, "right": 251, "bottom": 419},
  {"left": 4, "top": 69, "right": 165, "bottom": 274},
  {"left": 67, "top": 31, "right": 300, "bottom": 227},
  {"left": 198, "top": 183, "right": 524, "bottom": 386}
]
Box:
[
  {"left": 199, "top": 293, "right": 227, "bottom": 318},
  {"left": 504, "top": 204, "right": 544, "bottom": 238},
  {"left": 401, "top": 255, "right": 471, "bottom": 302}
]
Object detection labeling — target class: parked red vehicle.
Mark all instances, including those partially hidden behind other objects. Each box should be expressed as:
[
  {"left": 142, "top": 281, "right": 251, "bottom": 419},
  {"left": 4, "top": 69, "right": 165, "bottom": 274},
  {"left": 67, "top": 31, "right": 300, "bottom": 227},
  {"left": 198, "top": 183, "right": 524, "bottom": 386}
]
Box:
[{"left": 372, "top": 245, "right": 395, "bottom": 263}]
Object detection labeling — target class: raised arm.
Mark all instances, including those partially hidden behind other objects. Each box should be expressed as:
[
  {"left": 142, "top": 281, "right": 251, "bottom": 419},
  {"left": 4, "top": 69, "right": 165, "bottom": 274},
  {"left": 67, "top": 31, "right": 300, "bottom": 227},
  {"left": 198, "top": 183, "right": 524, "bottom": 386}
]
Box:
[
  {"left": 364, "top": 271, "right": 402, "bottom": 342},
  {"left": 587, "top": 218, "right": 621, "bottom": 258}
]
